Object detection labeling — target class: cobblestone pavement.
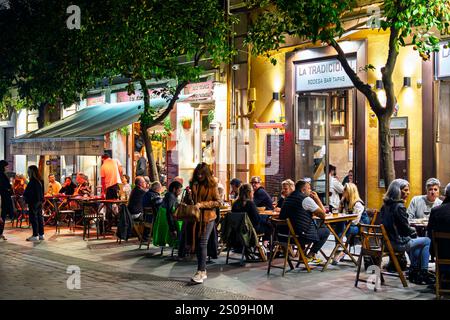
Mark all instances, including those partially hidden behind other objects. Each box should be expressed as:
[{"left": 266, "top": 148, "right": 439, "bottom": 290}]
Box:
[{"left": 0, "top": 224, "right": 438, "bottom": 300}]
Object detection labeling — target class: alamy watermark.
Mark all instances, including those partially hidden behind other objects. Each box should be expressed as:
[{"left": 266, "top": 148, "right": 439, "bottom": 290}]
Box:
[
  {"left": 66, "top": 265, "right": 81, "bottom": 290},
  {"left": 367, "top": 5, "right": 381, "bottom": 29},
  {"left": 366, "top": 265, "right": 382, "bottom": 291},
  {"left": 66, "top": 5, "right": 81, "bottom": 30}
]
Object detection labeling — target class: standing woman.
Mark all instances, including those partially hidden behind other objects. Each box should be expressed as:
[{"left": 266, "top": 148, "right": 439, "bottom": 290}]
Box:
[
  {"left": 0, "top": 160, "right": 14, "bottom": 240},
  {"left": 381, "top": 179, "right": 434, "bottom": 285},
  {"left": 187, "top": 163, "right": 221, "bottom": 284},
  {"left": 23, "top": 165, "right": 45, "bottom": 241}
]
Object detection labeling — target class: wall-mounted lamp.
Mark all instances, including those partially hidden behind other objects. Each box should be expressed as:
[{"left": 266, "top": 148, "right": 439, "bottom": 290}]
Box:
[
  {"left": 375, "top": 80, "right": 384, "bottom": 90},
  {"left": 272, "top": 92, "right": 280, "bottom": 101},
  {"left": 403, "top": 76, "right": 411, "bottom": 87}
]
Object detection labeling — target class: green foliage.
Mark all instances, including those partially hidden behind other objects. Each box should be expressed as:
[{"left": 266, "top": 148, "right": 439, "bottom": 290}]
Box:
[
  {"left": 0, "top": 0, "right": 236, "bottom": 122},
  {"left": 163, "top": 117, "right": 173, "bottom": 133},
  {"left": 119, "top": 126, "right": 130, "bottom": 136},
  {"left": 246, "top": 0, "right": 450, "bottom": 63}
]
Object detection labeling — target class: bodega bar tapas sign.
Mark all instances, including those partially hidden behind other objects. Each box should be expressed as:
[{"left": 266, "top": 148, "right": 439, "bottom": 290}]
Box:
[{"left": 295, "top": 56, "right": 357, "bottom": 92}]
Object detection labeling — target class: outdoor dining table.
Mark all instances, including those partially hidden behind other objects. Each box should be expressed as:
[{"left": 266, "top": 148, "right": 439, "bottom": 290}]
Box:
[
  {"left": 314, "top": 213, "right": 359, "bottom": 272},
  {"left": 410, "top": 218, "right": 429, "bottom": 237},
  {"left": 43, "top": 194, "right": 73, "bottom": 225}
]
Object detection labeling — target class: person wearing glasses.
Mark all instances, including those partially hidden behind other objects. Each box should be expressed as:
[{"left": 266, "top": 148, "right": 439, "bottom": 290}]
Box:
[{"left": 250, "top": 176, "right": 274, "bottom": 210}]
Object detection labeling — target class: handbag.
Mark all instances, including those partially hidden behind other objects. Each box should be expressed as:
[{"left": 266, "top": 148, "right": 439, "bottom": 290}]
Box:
[{"left": 174, "top": 189, "right": 201, "bottom": 222}]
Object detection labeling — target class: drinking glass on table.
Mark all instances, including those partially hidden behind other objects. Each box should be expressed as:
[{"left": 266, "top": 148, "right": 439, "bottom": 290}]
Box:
[
  {"left": 423, "top": 209, "right": 431, "bottom": 222},
  {"left": 332, "top": 208, "right": 339, "bottom": 216}
]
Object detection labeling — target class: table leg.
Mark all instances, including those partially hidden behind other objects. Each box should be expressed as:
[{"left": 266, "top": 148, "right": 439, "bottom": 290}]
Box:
[{"left": 321, "top": 221, "right": 356, "bottom": 272}]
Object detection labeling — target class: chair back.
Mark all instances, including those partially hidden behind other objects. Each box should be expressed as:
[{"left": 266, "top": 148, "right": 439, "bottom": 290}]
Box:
[
  {"left": 358, "top": 223, "right": 384, "bottom": 254},
  {"left": 222, "top": 211, "right": 258, "bottom": 249},
  {"left": 432, "top": 231, "right": 450, "bottom": 267},
  {"left": 366, "top": 208, "right": 379, "bottom": 225},
  {"left": 432, "top": 231, "right": 450, "bottom": 298}
]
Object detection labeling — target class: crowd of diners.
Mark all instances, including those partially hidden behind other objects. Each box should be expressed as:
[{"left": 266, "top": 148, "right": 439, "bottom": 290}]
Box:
[{"left": 1, "top": 158, "right": 449, "bottom": 288}]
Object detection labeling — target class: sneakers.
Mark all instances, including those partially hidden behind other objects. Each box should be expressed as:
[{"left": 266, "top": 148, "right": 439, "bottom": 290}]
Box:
[
  {"left": 26, "top": 236, "right": 39, "bottom": 242},
  {"left": 39, "top": 235, "right": 45, "bottom": 241},
  {"left": 307, "top": 255, "right": 323, "bottom": 264},
  {"left": 0, "top": 234, "right": 7, "bottom": 241},
  {"left": 191, "top": 270, "right": 207, "bottom": 284},
  {"left": 332, "top": 251, "right": 345, "bottom": 265}
]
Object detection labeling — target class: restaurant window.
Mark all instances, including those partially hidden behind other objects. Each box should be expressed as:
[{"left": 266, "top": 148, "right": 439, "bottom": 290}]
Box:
[
  {"left": 330, "top": 91, "right": 348, "bottom": 139},
  {"left": 379, "top": 117, "right": 409, "bottom": 188}
]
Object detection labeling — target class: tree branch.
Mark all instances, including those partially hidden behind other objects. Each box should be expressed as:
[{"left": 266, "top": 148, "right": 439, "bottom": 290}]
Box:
[
  {"left": 148, "top": 81, "right": 188, "bottom": 126},
  {"left": 329, "top": 39, "right": 384, "bottom": 113}
]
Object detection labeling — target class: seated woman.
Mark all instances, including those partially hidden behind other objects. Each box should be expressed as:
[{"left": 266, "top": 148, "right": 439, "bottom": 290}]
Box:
[
  {"left": 59, "top": 177, "right": 76, "bottom": 195},
  {"left": 381, "top": 179, "right": 434, "bottom": 285},
  {"left": 231, "top": 183, "right": 272, "bottom": 243},
  {"left": 74, "top": 173, "right": 92, "bottom": 196},
  {"left": 332, "top": 182, "right": 370, "bottom": 264},
  {"left": 153, "top": 180, "right": 183, "bottom": 248},
  {"left": 275, "top": 179, "right": 295, "bottom": 212}
]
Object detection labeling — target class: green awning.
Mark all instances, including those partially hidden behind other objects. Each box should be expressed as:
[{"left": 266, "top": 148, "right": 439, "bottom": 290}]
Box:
[{"left": 10, "top": 97, "right": 183, "bottom": 156}]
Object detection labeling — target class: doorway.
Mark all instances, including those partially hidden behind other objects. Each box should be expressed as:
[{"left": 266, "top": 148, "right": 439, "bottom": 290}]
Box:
[{"left": 296, "top": 90, "right": 355, "bottom": 205}]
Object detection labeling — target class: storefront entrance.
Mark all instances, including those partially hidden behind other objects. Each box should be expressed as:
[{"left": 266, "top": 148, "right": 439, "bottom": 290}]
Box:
[{"left": 295, "top": 89, "right": 355, "bottom": 205}]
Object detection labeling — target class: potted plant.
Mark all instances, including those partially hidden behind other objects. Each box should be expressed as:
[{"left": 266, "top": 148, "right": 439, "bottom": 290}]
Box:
[{"left": 180, "top": 116, "right": 192, "bottom": 130}]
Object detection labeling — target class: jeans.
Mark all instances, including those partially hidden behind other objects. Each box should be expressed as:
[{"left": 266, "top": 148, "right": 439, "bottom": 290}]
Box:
[
  {"left": 28, "top": 202, "right": 44, "bottom": 237},
  {"left": 196, "top": 221, "right": 215, "bottom": 271},
  {"left": 0, "top": 209, "right": 7, "bottom": 235},
  {"left": 302, "top": 225, "right": 330, "bottom": 255},
  {"left": 406, "top": 237, "right": 431, "bottom": 270}
]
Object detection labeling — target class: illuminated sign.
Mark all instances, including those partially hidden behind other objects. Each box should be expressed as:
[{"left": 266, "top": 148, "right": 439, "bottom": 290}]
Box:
[{"left": 295, "top": 56, "right": 357, "bottom": 92}]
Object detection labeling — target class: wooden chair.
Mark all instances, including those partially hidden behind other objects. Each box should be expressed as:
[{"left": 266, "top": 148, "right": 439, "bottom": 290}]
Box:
[
  {"left": 267, "top": 218, "right": 310, "bottom": 276},
  {"left": 355, "top": 223, "right": 408, "bottom": 290},
  {"left": 432, "top": 231, "right": 450, "bottom": 299},
  {"left": 54, "top": 198, "right": 76, "bottom": 234},
  {"left": 347, "top": 209, "right": 378, "bottom": 257},
  {"left": 223, "top": 212, "right": 267, "bottom": 266},
  {"left": 138, "top": 207, "right": 154, "bottom": 249}
]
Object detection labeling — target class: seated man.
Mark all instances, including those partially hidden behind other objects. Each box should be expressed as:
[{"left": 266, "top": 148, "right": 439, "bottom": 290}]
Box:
[
  {"left": 407, "top": 178, "right": 443, "bottom": 220},
  {"left": 229, "top": 178, "right": 241, "bottom": 200},
  {"left": 279, "top": 179, "right": 330, "bottom": 264},
  {"left": 46, "top": 174, "right": 62, "bottom": 196},
  {"left": 127, "top": 176, "right": 147, "bottom": 220},
  {"left": 142, "top": 181, "right": 164, "bottom": 218},
  {"left": 250, "top": 176, "right": 274, "bottom": 210},
  {"left": 428, "top": 183, "right": 450, "bottom": 284}
]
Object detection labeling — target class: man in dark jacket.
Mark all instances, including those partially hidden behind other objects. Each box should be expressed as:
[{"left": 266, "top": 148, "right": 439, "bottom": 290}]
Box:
[
  {"left": 428, "top": 183, "right": 450, "bottom": 279},
  {"left": 279, "top": 180, "right": 329, "bottom": 263},
  {"left": 0, "top": 160, "right": 14, "bottom": 240},
  {"left": 250, "top": 176, "right": 274, "bottom": 210},
  {"left": 127, "top": 176, "right": 147, "bottom": 220}
]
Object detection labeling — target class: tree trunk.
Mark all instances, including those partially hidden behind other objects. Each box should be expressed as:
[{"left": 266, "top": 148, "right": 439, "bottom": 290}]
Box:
[
  {"left": 141, "top": 125, "right": 159, "bottom": 182},
  {"left": 378, "top": 114, "right": 395, "bottom": 189},
  {"left": 37, "top": 103, "right": 46, "bottom": 177}
]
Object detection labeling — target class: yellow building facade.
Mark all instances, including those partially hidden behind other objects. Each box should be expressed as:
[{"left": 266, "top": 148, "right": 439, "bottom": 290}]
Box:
[{"left": 248, "top": 29, "right": 427, "bottom": 210}]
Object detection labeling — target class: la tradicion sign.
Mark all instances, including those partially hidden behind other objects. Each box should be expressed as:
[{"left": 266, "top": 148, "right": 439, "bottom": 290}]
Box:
[{"left": 295, "top": 56, "right": 357, "bottom": 92}]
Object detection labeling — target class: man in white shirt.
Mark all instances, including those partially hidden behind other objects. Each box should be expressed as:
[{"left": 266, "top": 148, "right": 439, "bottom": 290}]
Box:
[
  {"left": 407, "top": 178, "right": 443, "bottom": 220},
  {"left": 101, "top": 153, "right": 123, "bottom": 200},
  {"left": 328, "top": 164, "right": 344, "bottom": 210}
]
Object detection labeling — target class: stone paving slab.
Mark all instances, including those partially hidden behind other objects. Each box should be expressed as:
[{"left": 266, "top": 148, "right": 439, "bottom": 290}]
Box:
[{"left": 0, "top": 224, "right": 439, "bottom": 300}]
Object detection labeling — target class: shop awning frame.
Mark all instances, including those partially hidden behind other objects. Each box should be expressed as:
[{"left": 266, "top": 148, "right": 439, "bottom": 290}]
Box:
[{"left": 10, "top": 96, "right": 187, "bottom": 156}]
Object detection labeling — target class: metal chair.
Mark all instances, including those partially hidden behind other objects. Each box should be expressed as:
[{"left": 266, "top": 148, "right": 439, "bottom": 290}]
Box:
[{"left": 54, "top": 198, "right": 76, "bottom": 234}]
